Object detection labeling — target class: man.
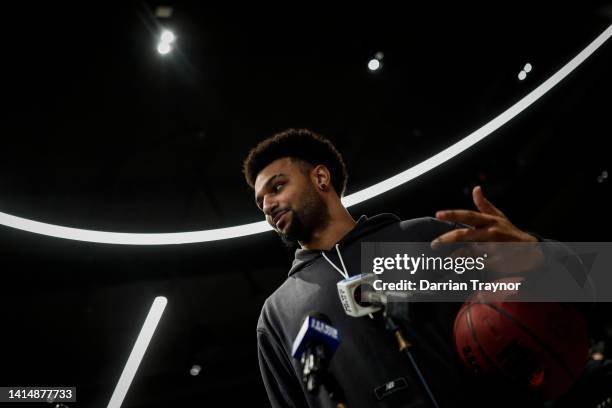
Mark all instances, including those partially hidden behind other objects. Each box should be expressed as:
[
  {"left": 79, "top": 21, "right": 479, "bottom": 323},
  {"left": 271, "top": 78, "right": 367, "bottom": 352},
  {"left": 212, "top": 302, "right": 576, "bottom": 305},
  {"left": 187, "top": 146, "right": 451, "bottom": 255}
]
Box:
[{"left": 242, "top": 128, "right": 598, "bottom": 407}]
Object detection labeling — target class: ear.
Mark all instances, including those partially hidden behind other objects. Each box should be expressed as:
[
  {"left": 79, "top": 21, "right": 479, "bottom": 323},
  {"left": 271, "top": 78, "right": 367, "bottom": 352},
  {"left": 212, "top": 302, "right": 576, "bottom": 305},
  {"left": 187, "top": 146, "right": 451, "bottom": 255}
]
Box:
[{"left": 311, "top": 165, "right": 332, "bottom": 192}]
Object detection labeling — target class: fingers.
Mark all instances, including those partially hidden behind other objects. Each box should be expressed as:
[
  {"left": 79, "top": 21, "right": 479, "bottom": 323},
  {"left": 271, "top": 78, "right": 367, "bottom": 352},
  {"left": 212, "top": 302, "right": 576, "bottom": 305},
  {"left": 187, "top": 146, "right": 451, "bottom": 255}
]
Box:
[
  {"left": 472, "top": 185, "right": 505, "bottom": 218},
  {"left": 435, "top": 209, "right": 497, "bottom": 227},
  {"left": 431, "top": 228, "right": 494, "bottom": 249}
]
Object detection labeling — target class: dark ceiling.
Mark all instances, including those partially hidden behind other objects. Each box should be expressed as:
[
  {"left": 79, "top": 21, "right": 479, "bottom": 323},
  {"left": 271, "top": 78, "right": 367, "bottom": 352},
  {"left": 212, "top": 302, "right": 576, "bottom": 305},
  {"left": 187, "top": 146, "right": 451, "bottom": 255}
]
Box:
[{"left": 0, "top": 3, "right": 610, "bottom": 407}]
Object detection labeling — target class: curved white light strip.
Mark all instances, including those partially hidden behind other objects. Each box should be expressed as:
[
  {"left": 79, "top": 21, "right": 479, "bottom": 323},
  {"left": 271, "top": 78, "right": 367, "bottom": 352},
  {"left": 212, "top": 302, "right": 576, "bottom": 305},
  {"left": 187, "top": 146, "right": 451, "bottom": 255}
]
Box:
[
  {"left": 0, "top": 212, "right": 271, "bottom": 245},
  {"left": 343, "top": 24, "right": 611, "bottom": 207},
  {"left": 0, "top": 25, "right": 610, "bottom": 245}
]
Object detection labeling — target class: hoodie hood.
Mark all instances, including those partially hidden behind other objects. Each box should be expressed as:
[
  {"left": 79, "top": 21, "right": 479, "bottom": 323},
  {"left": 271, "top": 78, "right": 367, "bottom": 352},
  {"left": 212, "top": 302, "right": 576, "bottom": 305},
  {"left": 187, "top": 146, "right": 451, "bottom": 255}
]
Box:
[{"left": 287, "top": 213, "right": 400, "bottom": 276}]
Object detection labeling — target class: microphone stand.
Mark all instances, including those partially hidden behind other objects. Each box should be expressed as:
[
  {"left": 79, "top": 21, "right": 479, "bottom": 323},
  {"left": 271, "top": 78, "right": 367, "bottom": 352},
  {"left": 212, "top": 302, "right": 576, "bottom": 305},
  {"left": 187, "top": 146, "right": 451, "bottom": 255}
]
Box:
[
  {"left": 300, "top": 344, "right": 349, "bottom": 408},
  {"left": 384, "top": 315, "right": 440, "bottom": 408}
]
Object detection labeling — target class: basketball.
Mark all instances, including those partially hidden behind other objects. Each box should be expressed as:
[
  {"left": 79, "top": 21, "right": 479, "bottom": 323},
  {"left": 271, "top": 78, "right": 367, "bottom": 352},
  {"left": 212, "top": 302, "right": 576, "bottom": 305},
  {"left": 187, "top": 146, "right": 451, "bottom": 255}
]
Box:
[{"left": 454, "top": 300, "right": 589, "bottom": 400}]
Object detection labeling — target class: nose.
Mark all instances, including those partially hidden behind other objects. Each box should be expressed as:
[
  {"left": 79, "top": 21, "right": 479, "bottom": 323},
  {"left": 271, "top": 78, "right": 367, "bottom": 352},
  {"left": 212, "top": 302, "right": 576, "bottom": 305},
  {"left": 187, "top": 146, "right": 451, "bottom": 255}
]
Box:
[{"left": 262, "top": 194, "right": 278, "bottom": 218}]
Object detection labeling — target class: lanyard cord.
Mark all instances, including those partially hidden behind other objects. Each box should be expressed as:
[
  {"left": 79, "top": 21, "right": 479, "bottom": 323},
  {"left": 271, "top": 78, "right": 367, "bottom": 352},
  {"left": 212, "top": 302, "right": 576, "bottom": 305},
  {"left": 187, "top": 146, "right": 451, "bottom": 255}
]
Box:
[
  {"left": 321, "top": 244, "right": 349, "bottom": 280},
  {"left": 322, "top": 244, "right": 375, "bottom": 320}
]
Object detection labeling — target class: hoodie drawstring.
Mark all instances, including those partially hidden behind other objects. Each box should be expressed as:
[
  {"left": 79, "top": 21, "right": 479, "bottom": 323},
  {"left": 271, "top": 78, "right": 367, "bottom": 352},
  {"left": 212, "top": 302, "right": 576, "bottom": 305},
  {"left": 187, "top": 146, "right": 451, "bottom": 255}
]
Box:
[
  {"left": 321, "top": 244, "right": 349, "bottom": 280},
  {"left": 322, "top": 244, "right": 375, "bottom": 320}
]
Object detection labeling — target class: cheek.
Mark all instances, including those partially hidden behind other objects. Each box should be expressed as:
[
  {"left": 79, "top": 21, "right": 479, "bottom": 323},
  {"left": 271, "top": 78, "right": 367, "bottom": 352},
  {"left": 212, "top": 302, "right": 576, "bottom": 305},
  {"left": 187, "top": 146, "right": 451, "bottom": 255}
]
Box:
[{"left": 280, "top": 187, "right": 300, "bottom": 206}]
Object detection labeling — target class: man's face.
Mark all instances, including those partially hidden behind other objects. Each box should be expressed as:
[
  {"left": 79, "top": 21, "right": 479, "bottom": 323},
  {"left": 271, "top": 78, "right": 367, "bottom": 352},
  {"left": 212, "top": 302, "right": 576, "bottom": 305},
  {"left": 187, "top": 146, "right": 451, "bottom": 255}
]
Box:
[{"left": 254, "top": 158, "right": 329, "bottom": 245}]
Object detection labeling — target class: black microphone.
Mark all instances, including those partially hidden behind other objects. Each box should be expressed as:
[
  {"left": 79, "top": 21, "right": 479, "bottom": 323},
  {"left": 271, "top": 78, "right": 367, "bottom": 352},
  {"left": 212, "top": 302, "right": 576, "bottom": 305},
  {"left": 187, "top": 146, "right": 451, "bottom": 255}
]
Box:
[{"left": 291, "top": 312, "right": 348, "bottom": 408}]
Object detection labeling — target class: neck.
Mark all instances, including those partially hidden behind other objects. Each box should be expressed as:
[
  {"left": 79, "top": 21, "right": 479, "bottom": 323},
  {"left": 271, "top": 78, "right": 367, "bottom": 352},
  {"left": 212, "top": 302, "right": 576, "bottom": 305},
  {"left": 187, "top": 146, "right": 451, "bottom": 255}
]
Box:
[{"left": 299, "top": 202, "right": 356, "bottom": 251}]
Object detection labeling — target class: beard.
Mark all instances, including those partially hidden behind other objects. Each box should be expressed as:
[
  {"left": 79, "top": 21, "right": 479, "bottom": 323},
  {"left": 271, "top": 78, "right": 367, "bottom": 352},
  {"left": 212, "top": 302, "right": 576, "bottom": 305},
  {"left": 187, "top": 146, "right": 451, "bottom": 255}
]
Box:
[{"left": 278, "top": 184, "right": 330, "bottom": 248}]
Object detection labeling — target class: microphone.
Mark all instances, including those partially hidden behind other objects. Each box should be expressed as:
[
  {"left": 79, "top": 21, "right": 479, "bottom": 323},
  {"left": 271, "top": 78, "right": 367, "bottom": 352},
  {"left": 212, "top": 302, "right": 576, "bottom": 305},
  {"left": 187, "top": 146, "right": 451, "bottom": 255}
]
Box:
[
  {"left": 336, "top": 274, "right": 382, "bottom": 317},
  {"left": 292, "top": 312, "right": 348, "bottom": 408},
  {"left": 291, "top": 313, "right": 339, "bottom": 361},
  {"left": 337, "top": 273, "right": 439, "bottom": 320}
]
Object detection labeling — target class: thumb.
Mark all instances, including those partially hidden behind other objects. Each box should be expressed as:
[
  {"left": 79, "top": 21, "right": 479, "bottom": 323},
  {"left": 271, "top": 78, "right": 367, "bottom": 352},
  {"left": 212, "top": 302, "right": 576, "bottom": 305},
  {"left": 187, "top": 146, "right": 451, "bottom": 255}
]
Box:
[{"left": 473, "top": 186, "right": 505, "bottom": 217}]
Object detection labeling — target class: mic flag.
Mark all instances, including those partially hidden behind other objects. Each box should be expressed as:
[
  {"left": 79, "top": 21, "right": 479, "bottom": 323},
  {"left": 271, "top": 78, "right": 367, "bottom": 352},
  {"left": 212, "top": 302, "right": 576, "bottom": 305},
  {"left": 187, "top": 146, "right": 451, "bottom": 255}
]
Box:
[{"left": 291, "top": 314, "right": 340, "bottom": 359}]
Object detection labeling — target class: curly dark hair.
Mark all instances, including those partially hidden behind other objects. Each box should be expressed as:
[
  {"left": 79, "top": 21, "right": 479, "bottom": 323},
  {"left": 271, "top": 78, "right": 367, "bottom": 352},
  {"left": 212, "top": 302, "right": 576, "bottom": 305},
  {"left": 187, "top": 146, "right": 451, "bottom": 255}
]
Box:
[{"left": 242, "top": 128, "right": 348, "bottom": 196}]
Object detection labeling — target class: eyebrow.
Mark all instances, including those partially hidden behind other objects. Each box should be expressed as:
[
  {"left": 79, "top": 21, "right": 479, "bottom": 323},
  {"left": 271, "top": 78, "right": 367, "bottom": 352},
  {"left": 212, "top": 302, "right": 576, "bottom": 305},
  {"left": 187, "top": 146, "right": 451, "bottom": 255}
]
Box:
[{"left": 255, "top": 173, "right": 286, "bottom": 208}]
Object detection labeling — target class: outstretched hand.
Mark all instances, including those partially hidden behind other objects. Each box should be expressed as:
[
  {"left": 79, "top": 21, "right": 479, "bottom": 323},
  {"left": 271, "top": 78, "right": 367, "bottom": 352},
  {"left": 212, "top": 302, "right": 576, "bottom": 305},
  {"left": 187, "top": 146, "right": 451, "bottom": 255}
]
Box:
[
  {"left": 431, "top": 186, "right": 542, "bottom": 275},
  {"left": 431, "top": 186, "right": 538, "bottom": 248}
]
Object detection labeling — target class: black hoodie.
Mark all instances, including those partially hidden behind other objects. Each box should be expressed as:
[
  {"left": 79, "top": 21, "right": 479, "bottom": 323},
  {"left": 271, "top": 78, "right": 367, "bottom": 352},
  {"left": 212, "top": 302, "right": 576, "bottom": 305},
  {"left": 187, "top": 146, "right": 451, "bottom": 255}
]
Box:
[
  {"left": 256, "top": 214, "right": 608, "bottom": 407},
  {"left": 256, "top": 214, "right": 474, "bottom": 408}
]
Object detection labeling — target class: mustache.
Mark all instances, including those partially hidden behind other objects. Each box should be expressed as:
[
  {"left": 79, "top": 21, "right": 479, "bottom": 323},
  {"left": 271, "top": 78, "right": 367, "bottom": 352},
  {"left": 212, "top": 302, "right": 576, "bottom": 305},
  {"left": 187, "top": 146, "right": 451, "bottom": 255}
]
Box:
[
  {"left": 270, "top": 208, "right": 291, "bottom": 226},
  {"left": 271, "top": 207, "right": 290, "bottom": 218}
]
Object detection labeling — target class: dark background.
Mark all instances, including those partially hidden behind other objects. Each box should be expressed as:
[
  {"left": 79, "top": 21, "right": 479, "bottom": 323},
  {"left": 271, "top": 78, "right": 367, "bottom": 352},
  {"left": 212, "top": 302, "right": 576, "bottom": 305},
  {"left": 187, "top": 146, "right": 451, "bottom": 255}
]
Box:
[{"left": 0, "top": 3, "right": 610, "bottom": 407}]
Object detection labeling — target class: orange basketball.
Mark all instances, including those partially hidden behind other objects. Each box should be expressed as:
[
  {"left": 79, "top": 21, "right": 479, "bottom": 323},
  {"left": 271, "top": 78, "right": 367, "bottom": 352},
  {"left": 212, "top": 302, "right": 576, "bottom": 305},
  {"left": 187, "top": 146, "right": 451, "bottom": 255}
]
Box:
[{"left": 454, "top": 300, "right": 589, "bottom": 400}]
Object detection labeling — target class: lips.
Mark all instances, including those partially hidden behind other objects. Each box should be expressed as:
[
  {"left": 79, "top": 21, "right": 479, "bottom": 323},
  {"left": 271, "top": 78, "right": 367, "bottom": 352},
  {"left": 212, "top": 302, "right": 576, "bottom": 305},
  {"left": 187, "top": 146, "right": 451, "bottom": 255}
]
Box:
[{"left": 273, "top": 210, "right": 289, "bottom": 229}]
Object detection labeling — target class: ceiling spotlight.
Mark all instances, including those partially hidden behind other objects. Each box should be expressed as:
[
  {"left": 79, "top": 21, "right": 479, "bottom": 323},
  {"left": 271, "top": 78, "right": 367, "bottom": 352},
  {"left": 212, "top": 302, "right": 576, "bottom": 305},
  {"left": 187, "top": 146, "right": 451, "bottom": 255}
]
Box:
[
  {"left": 157, "top": 42, "right": 172, "bottom": 55},
  {"left": 368, "top": 58, "right": 381, "bottom": 71},
  {"left": 597, "top": 170, "right": 608, "bottom": 183},
  {"left": 518, "top": 70, "right": 527, "bottom": 80},
  {"left": 161, "top": 30, "right": 176, "bottom": 44},
  {"left": 375, "top": 51, "right": 384, "bottom": 60},
  {"left": 190, "top": 364, "right": 202, "bottom": 376},
  {"left": 523, "top": 62, "right": 532, "bottom": 73}
]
